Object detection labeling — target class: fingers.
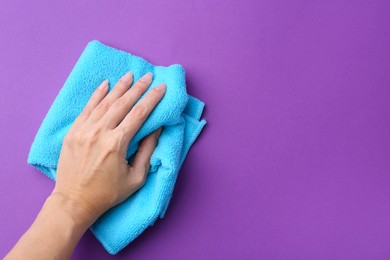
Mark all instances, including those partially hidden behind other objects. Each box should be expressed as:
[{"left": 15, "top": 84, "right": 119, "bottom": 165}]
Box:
[
  {"left": 87, "top": 71, "right": 134, "bottom": 124},
  {"left": 73, "top": 80, "right": 109, "bottom": 127},
  {"left": 101, "top": 72, "right": 153, "bottom": 129},
  {"left": 116, "top": 83, "right": 166, "bottom": 144},
  {"left": 128, "top": 128, "right": 162, "bottom": 189}
]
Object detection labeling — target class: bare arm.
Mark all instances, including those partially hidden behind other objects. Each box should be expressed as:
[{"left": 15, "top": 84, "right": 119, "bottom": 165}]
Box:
[{"left": 5, "top": 71, "right": 165, "bottom": 259}]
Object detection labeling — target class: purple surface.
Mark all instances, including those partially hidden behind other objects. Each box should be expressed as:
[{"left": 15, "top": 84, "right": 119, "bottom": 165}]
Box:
[{"left": 1, "top": 0, "right": 390, "bottom": 259}]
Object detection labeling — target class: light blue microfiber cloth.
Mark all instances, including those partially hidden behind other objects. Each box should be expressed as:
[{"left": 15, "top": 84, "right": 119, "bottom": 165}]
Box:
[{"left": 27, "top": 40, "right": 206, "bottom": 255}]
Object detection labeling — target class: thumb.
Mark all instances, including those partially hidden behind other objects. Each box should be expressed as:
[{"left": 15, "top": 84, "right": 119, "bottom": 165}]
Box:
[{"left": 129, "top": 127, "right": 162, "bottom": 186}]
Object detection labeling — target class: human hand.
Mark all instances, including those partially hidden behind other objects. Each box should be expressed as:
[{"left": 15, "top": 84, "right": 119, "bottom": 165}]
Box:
[
  {"left": 5, "top": 72, "right": 166, "bottom": 259},
  {"left": 51, "top": 71, "right": 166, "bottom": 223}
]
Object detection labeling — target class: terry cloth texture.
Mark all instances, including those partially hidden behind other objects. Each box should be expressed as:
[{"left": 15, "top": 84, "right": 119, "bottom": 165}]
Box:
[{"left": 27, "top": 40, "right": 206, "bottom": 254}]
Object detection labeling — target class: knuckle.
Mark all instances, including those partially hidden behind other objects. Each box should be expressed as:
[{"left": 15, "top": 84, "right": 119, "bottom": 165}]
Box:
[
  {"left": 116, "top": 128, "right": 129, "bottom": 144},
  {"left": 66, "top": 128, "right": 101, "bottom": 146},
  {"left": 130, "top": 104, "right": 148, "bottom": 120},
  {"left": 134, "top": 81, "right": 150, "bottom": 93},
  {"left": 114, "top": 97, "right": 128, "bottom": 109},
  {"left": 134, "top": 172, "right": 147, "bottom": 187},
  {"left": 137, "top": 80, "right": 149, "bottom": 89},
  {"left": 144, "top": 88, "right": 160, "bottom": 102},
  {"left": 114, "top": 85, "right": 126, "bottom": 94},
  {"left": 84, "top": 128, "right": 99, "bottom": 143},
  {"left": 151, "top": 87, "right": 162, "bottom": 97},
  {"left": 64, "top": 130, "right": 82, "bottom": 146},
  {"left": 90, "top": 93, "right": 99, "bottom": 103},
  {"left": 144, "top": 88, "right": 163, "bottom": 105},
  {"left": 96, "top": 101, "right": 110, "bottom": 112},
  {"left": 63, "top": 133, "right": 73, "bottom": 146},
  {"left": 132, "top": 84, "right": 147, "bottom": 96},
  {"left": 116, "top": 80, "right": 130, "bottom": 90},
  {"left": 104, "top": 138, "right": 121, "bottom": 153},
  {"left": 73, "top": 130, "right": 84, "bottom": 144}
]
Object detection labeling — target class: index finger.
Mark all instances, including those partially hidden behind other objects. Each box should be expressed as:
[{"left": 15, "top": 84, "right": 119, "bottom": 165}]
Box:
[{"left": 115, "top": 83, "right": 166, "bottom": 145}]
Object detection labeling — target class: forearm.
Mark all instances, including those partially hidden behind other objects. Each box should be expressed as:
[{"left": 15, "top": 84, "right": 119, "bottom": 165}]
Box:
[{"left": 5, "top": 193, "right": 96, "bottom": 260}]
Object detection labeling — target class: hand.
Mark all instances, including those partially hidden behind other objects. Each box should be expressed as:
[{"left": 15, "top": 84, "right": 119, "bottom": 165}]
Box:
[
  {"left": 5, "top": 71, "right": 166, "bottom": 259},
  {"left": 52, "top": 71, "right": 166, "bottom": 223}
]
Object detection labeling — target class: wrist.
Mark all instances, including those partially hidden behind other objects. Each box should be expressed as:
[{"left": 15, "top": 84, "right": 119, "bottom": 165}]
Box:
[{"left": 44, "top": 192, "right": 98, "bottom": 230}]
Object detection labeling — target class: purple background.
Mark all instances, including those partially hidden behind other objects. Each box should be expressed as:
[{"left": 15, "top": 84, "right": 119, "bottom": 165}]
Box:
[{"left": 1, "top": 0, "right": 390, "bottom": 259}]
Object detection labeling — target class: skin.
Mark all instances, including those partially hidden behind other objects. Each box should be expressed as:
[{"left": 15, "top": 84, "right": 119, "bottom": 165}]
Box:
[{"left": 5, "top": 71, "right": 166, "bottom": 259}]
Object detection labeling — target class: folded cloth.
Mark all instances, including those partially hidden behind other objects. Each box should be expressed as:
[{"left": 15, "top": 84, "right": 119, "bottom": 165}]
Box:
[{"left": 27, "top": 40, "right": 206, "bottom": 254}]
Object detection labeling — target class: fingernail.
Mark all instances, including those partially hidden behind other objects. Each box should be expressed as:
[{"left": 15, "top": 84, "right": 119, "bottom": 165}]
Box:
[
  {"left": 120, "top": 71, "right": 133, "bottom": 82},
  {"left": 155, "top": 83, "right": 166, "bottom": 92},
  {"left": 99, "top": 79, "right": 109, "bottom": 90},
  {"left": 139, "top": 72, "right": 153, "bottom": 84}
]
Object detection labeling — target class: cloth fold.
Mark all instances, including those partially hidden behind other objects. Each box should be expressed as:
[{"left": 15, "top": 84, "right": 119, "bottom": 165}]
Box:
[{"left": 27, "top": 40, "right": 206, "bottom": 254}]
